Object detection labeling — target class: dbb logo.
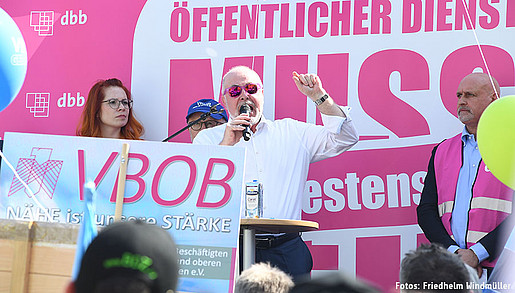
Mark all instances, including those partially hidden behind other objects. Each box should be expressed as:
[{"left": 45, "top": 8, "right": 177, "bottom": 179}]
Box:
[
  {"left": 60, "top": 10, "right": 87, "bottom": 25},
  {"left": 58, "top": 92, "right": 85, "bottom": 107}
]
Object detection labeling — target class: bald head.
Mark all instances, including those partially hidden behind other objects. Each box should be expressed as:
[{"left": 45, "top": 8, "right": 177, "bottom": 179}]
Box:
[
  {"left": 222, "top": 66, "right": 262, "bottom": 89},
  {"left": 220, "top": 66, "right": 265, "bottom": 127},
  {"left": 456, "top": 72, "right": 500, "bottom": 136},
  {"left": 460, "top": 72, "right": 500, "bottom": 97}
]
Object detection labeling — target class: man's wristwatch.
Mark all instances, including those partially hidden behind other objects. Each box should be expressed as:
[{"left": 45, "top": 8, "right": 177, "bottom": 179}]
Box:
[{"left": 314, "top": 94, "right": 328, "bottom": 106}]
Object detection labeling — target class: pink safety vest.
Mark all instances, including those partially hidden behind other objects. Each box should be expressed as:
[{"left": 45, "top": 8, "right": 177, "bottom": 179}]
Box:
[{"left": 434, "top": 134, "right": 512, "bottom": 267}]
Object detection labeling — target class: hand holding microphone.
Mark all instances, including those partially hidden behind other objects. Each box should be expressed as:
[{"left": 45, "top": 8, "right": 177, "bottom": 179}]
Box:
[
  {"left": 239, "top": 104, "right": 252, "bottom": 141},
  {"left": 219, "top": 105, "right": 252, "bottom": 146}
]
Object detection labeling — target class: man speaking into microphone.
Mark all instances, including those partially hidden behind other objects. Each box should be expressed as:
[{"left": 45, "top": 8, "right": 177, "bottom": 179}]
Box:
[
  {"left": 193, "top": 66, "right": 358, "bottom": 281},
  {"left": 239, "top": 104, "right": 252, "bottom": 141}
]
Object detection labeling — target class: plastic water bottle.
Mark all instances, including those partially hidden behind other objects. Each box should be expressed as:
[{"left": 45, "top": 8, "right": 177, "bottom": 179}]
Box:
[{"left": 245, "top": 180, "right": 263, "bottom": 218}]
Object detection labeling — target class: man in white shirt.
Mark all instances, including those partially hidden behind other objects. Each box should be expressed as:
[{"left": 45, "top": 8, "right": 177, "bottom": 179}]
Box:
[{"left": 194, "top": 65, "right": 358, "bottom": 281}]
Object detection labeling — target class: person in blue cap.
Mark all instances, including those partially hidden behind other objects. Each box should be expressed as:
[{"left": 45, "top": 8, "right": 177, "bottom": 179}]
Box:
[{"left": 186, "top": 98, "right": 228, "bottom": 141}]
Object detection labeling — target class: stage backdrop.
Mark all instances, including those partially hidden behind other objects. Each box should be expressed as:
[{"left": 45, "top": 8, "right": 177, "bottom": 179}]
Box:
[{"left": 1, "top": 0, "right": 515, "bottom": 291}]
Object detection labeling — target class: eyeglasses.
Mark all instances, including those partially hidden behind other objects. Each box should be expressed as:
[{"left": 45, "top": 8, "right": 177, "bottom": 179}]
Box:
[
  {"left": 223, "top": 83, "right": 262, "bottom": 98},
  {"left": 102, "top": 99, "right": 133, "bottom": 109},
  {"left": 190, "top": 120, "right": 225, "bottom": 131}
]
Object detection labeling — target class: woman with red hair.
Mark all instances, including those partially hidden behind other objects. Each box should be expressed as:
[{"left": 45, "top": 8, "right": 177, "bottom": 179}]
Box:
[{"left": 77, "top": 78, "right": 144, "bottom": 139}]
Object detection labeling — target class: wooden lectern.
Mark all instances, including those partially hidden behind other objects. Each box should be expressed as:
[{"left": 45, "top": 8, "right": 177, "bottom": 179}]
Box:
[{"left": 240, "top": 218, "right": 319, "bottom": 270}]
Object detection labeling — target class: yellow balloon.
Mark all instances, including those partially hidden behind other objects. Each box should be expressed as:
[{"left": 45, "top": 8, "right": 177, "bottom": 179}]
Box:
[{"left": 477, "top": 95, "right": 515, "bottom": 190}]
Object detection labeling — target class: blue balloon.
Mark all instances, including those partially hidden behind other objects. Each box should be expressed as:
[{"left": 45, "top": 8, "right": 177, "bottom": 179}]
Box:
[{"left": 0, "top": 7, "right": 28, "bottom": 112}]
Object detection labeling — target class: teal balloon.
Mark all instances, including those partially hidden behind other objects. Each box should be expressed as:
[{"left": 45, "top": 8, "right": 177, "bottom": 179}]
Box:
[
  {"left": 477, "top": 95, "right": 515, "bottom": 190},
  {"left": 0, "top": 7, "right": 28, "bottom": 112}
]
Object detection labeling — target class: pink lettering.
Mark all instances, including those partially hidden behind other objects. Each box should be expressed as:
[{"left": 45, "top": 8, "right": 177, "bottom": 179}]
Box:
[
  {"left": 275, "top": 55, "right": 308, "bottom": 121},
  {"left": 78, "top": 150, "right": 118, "bottom": 200},
  {"left": 371, "top": 0, "right": 391, "bottom": 34},
  {"left": 209, "top": 7, "right": 223, "bottom": 41},
  {"left": 224, "top": 6, "right": 238, "bottom": 40},
  {"left": 192, "top": 8, "right": 208, "bottom": 42},
  {"left": 170, "top": 2, "right": 411, "bottom": 42},
  {"left": 440, "top": 45, "right": 515, "bottom": 118},
  {"left": 436, "top": 0, "right": 452, "bottom": 31},
  {"left": 196, "top": 158, "right": 235, "bottom": 208},
  {"left": 358, "top": 50, "right": 430, "bottom": 138},
  {"left": 455, "top": 0, "right": 476, "bottom": 30},
  {"left": 151, "top": 155, "right": 196, "bottom": 206},
  {"left": 508, "top": 0, "right": 515, "bottom": 27},
  {"left": 308, "top": 2, "right": 329, "bottom": 38},
  {"left": 402, "top": 0, "right": 422, "bottom": 33},
  {"left": 425, "top": 0, "right": 435, "bottom": 31},
  {"left": 296, "top": 2, "right": 306, "bottom": 37},
  {"left": 261, "top": 4, "right": 280, "bottom": 38},
  {"left": 170, "top": 2, "right": 189, "bottom": 42},
  {"left": 479, "top": 0, "right": 500, "bottom": 29},
  {"left": 331, "top": 1, "right": 351, "bottom": 36},
  {"left": 109, "top": 153, "right": 150, "bottom": 203},
  {"left": 354, "top": 0, "right": 369, "bottom": 35},
  {"left": 169, "top": 59, "right": 214, "bottom": 143},
  {"left": 317, "top": 54, "right": 350, "bottom": 125},
  {"left": 240, "top": 5, "right": 259, "bottom": 39},
  {"left": 280, "top": 3, "right": 294, "bottom": 38}
]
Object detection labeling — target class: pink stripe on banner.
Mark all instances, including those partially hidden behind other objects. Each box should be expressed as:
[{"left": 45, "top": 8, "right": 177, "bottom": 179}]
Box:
[
  {"left": 356, "top": 236, "right": 400, "bottom": 292},
  {"left": 305, "top": 241, "right": 338, "bottom": 270},
  {"left": 275, "top": 55, "right": 308, "bottom": 121},
  {"left": 228, "top": 247, "right": 237, "bottom": 293},
  {"left": 417, "top": 233, "right": 430, "bottom": 247},
  {"left": 509, "top": 1, "right": 515, "bottom": 27},
  {"left": 359, "top": 135, "right": 390, "bottom": 141},
  {"left": 169, "top": 59, "right": 214, "bottom": 143},
  {"left": 317, "top": 54, "right": 349, "bottom": 126}
]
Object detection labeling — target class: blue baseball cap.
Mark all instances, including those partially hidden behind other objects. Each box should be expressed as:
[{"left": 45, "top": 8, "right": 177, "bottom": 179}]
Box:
[{"left": 186, "top": 98, "right": 228, "bottom": 122}]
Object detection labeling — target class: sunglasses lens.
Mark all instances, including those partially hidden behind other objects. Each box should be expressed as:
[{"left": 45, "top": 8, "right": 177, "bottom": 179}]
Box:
[
  {"left": 228, "top": 86, "right": 242, "bottom": 97},
  {"left": 245, "top": 83, "right": 258, "bottom": 94}
]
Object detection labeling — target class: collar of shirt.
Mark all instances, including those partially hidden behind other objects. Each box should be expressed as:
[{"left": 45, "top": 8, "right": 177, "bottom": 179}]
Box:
[
  {"left": 460, "top": 127, "right": 478, "bottom": 148},
  {"left": 253, "top": 115, "right": 270, "bottom": 134}
]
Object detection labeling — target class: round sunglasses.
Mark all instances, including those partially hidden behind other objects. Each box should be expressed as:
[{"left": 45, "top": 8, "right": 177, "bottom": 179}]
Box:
[{"left": 223, "top": 83, "right": 262, "bottom": 98}]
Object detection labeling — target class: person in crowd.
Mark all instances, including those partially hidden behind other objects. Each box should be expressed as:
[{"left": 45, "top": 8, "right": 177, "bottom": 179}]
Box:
[
  {"left": 186, "top": 98, "right": 228, "bottom": 141},
  {"left": 66, "top": 220, "right": 179, "bottom": 293},
  {"left": 77, "top": 78, "right": 144, "bottom": 139},
  {"left": 291, "top": 271, "right": 379, "bottom": 293},
  {"left": 417, "top": 72, "right": 513, "bottom": 278},
  {"left": 235, "top": 262, "right": 294, "bottom": 293},
  {"left": 399, "top": 243, "right": 472, "bottom": 293},
  {"left": 194, "top": 65, "right": 359, "bottom": 281}
]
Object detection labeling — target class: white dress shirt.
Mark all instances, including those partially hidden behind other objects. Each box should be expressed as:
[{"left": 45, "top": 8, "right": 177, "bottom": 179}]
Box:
[{"left": 193, "top": 106, "right": 358, "bottom": 220}]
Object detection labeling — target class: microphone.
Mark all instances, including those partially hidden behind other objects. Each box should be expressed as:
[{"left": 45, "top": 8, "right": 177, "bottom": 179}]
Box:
[
  {"left": 210, "top": 103, "right": 224, "bottom": 115},
  {"left": 162, "top": 102, "right": 223, "bottom": 142},
  {"left": 239, "top": 104, "right": 252, "bottom": 141}
]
